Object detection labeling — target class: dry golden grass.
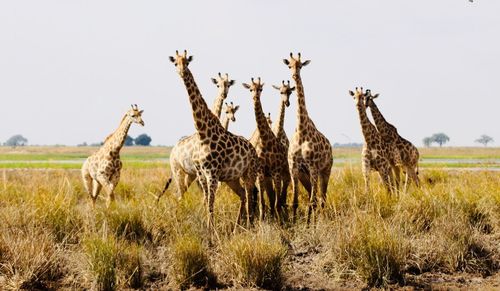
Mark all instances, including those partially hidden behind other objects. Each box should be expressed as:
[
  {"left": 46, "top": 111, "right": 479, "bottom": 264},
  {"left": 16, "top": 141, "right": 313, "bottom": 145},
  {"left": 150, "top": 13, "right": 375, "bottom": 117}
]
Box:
[{"left": 0, "top": 164, "right": 498, "bottom": 289}]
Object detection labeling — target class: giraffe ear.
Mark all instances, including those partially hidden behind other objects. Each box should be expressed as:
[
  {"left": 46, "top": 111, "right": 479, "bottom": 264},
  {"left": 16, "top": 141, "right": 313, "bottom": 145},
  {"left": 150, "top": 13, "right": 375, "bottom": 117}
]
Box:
[
  {"left": 349, "top": 90, "right": 355, "bottom": 96},
  {"left": 272, "top": 85, "right": 280, "bottom": 90},
  {"left": 372, "top": 93, "right": 379, "bottom": 99},
  {"left": 290, "top": 87, "right": 296, "bottom": 91},
  {"left": 211, "top": 78, "right": 218, "bottom": 85},
  {"left": 187, "top": 56, "right": 193, "bottom": 62},
  {"left": 168, "top": 56, "right": 175, "bottom": 63},
  {"left": 139, "top": 110, "right": 144, "bottom": 114},
  {"left": 229, "top": 80, "right": 235, "bottom": 86},
  {"left": 242, "top": 83, "right": 251, "bottom": 89},
  {"left": 283, "top": 59, "right": 290, "bottom": 66},
  {"left": 302, "top": 60, "right": 311, "bottom": 66},
  {"left": 234, "top": 105, "right": 240, "bottom": 111}
]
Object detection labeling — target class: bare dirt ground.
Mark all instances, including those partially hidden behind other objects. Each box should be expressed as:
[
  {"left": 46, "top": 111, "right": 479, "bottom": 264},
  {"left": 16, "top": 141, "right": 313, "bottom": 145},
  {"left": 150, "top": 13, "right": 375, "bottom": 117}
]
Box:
[{"left": 282, "top": 246, "right": 500, "bottom": 291}]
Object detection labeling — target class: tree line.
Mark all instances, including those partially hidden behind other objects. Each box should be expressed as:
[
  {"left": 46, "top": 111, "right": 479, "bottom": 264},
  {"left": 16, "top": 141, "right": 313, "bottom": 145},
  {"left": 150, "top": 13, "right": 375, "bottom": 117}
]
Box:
[
  {"left": 422, "top": 133, "right": 495, "bottom": 147},
  {"left": 2, "top": 134, "right": 153, "bottom": 147}
]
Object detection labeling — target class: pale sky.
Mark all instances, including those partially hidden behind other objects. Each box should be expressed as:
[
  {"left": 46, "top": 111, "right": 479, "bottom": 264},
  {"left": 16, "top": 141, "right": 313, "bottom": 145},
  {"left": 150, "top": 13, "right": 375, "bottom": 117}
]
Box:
[{"left": 0, "top": 0, "right": 498, "bottom": 146}]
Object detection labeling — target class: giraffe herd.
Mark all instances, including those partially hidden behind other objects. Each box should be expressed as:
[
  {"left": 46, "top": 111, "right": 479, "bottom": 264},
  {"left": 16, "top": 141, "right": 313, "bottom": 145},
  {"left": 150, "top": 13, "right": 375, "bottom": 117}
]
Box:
[{"left": 81, "top": 50, "right": 420, "bottom": 230}]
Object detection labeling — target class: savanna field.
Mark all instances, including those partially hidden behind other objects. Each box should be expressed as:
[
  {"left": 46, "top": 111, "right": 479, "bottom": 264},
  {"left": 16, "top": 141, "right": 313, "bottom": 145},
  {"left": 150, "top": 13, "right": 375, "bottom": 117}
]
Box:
[{"left": 0, "top": 146, "right": 499, "bottom": 290}]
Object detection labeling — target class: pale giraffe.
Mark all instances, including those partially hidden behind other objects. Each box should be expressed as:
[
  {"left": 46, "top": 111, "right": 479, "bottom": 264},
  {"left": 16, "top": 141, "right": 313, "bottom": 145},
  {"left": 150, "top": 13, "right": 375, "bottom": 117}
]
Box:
[
  {"left": 160, "top": 72, "right": 235, "bottom": 201},
  {"left": 364, "top": 89, "right": 420, "bottom": 189},
  {"left": 82, "top": 105, "right": 144, "bottom": 207},
  {"left": 157, "top": 101, "right": 239, "bottom": 203},
  {"left": 243, "top": 77, "right": 289, "bottom": 221},
  {"left": 349, "top": 87, "right": 395, "bottom": 193},
  {"left": 283, "top": 53, "right": 333, "bottom": 224},
  {"left": 169, "top": 50, "right": 258, "bottom": 228}
]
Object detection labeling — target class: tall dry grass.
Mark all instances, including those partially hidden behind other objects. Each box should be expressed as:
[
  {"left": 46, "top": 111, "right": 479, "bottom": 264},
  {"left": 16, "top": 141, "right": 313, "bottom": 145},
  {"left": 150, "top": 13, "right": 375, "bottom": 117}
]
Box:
[{"left": 0, "top": 165, "right": 498, "bottom": 289}]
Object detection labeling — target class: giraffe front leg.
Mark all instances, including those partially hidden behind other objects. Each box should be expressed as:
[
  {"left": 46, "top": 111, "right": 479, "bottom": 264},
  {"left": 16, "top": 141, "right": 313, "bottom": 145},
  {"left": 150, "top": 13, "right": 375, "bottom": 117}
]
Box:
[
  {"left": 271, "top": 173, "right": 283, "bottom": 222},
  {"left": 206, "top": 177, "right": 219, "bottom": 230},
  {"left": 289, "top": 165, "right": 300, "bottom": 223}
]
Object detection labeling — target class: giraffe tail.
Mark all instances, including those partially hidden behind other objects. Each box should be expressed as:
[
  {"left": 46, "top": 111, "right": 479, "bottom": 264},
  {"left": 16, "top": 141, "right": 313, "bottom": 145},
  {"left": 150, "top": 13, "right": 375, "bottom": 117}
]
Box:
[{"left": 157, "top": 177, "right": 172, "bottom": 203}]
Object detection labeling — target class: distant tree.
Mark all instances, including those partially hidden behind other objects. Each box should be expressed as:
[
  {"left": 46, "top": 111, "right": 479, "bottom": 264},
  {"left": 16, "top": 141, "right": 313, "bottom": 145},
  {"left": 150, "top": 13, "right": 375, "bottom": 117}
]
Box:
[
  {"left": 77, "top": 142, "right": 88, "bottom": 147},
  {"left": 431, "top": 133, "right": 450, "bottom": 147},
  {"left": 422, "top": 137, "right": 433, "bottom": 147},
  {"left": 124, "top": 135, "right": 134, "bottom": 146},
  {"left": 475, "top": 135, "right": 494, "bottom": 147},
  {"left": 134, "top": 134, "right": 152, "bottom": 146},
  {"left": 4, "top": 134, "right": 28, "bottom": 147}
]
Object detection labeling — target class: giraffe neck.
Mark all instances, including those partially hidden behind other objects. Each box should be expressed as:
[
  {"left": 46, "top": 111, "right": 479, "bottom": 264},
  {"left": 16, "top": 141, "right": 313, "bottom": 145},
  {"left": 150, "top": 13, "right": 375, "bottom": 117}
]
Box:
[
  {"left": 293, "top": 75, "right": 311, "bottom": 133},
  {"left": 368, "top": 102, "right": 397, "bottom": 139},
  {"left": 253, "top": 96, "right": 274, "bottom": 143},
  {"left": 105, "top": 115, "right": 132, "bottom": 153},
  {"left": 222, "top": 116, "right": 230, "bottom": 130},
  {"left": 181, "top": 69, "right": 221, "bottom": 142},
  {"left": 211, "top": 89, "right": 227, "bottom": 119},
  {"left": 273, "top": 98, "right": 286, "bottom": 137},
  {"left": 357, "top": 103, "right": 378, "bottom": 145}
]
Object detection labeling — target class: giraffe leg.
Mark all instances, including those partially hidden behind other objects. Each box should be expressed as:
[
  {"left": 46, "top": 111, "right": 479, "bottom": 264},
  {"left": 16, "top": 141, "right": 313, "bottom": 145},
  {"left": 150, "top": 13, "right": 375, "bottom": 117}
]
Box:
[
  {"left": 225, "top": 180, "right": 246, "bottom": 227},
  {"left": 206, "top": 177, "right": 219, "bottom": 230},
  {"left": 264, "top": 176, "right": 277, "bottom": 219},
  {"left": 82, "top": 171, "right": 93, "bottom": 198},
  {"left": 290, "top": 166, "right": 300, "bottom": 223},
  {"left": 362, "top": 162, "right": 370, "bottom": 194},
  {"left": 256, "top": 175, "right": 267, "bottom": 221},
  {"left": 183, "top": 174, "right": 196, "bottom": 193},
  {"left": 91, "top": 179, "right": 102, "bottom": 207},
  {"left": 271, "top": 173, "right": 282, "bottom": 221},
  {"left": 319, "top": 168, "right": 332, "bottom": 210},
  {"left": 380, "top": 167, "right": 392, "bottom": 195},
  {"left": 392, "top": 165, "right": 401, "bottom": 192},
  {"left": 279, "top": 175, "right": 290, "bottom": 222},
  {"left": 306, "top": 168, "right": 319, "bottom": 225},
  {"left": 99, "top": 181, "right": 116, "bottom": 209}
]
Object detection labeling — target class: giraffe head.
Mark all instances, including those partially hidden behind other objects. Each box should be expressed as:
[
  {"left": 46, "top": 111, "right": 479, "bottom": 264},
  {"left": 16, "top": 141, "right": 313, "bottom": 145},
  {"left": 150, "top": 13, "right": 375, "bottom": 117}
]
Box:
[
  {"left": 242, "top": 77, "right": 265, "bottom": 101},
  {"left": 127, "top": 104, "right": 145, "bottom": 126},
  {"left": 211, "top": 72, "right": 235, "bottom": 98},
  {"left": 224, "top": 101, "right": 240, "bottom": 122},
  {"left": 349, "top": 87, "right": 366, "bottom": 107},
  {"left": 364, "top": 89, "right": 380, "bottom": 108},
  {"left": 266, "top": 113, "right": 272, "bottom": 126},
  {"left": 169, "top": 50, "right": 193, "bottom": 78},
  {"left": 272, "top": 80, "right": 295, "bottom": 107},
  {"left": 283, "top": 53, "right": 310, "bottom": 79}
]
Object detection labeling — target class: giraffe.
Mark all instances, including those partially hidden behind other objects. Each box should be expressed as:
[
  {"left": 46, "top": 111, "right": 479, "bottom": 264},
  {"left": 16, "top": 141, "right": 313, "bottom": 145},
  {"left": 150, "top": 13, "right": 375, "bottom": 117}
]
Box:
[
  {"left": 161, "top": 72, "right": 235, "bottom": 201},
  {"left": 271, "top": 80, "right": 294, "bottom": 149},
  {"left": 221, "top": 101, "right": 240, "bottom": 130},
  {"left": 349, "top": 87, "right": 395, "bottom": 193},
  {"left": 169, "top": 50, "right": 258, "bottom": 229},
  {"left": 364, "top": 89, "right": 420, "bottom": 189},
  {"left": 271, "top": 80, "right": 294, "bottom": 210},
  {"left": 82, "top": 104, "right": 144, "bottom": 207},
  {"left": 243, "top": 77, "right": 289, "bottom": 221},
  {"left": 283, "top": 53, "right": 333, "bottom": 224}
]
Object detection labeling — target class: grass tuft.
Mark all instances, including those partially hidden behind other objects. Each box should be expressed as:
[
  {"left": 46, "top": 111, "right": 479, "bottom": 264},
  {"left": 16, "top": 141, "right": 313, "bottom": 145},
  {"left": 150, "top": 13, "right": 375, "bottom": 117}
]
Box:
[
  {"left": 172, "top": 234, "right": 215, "bottom": 289},
  {"left": 83, "top": 235, "right": 118, "bottom": 291},
  {"left": 223, "top": 225, "right": 287, "bottom": 289}
]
